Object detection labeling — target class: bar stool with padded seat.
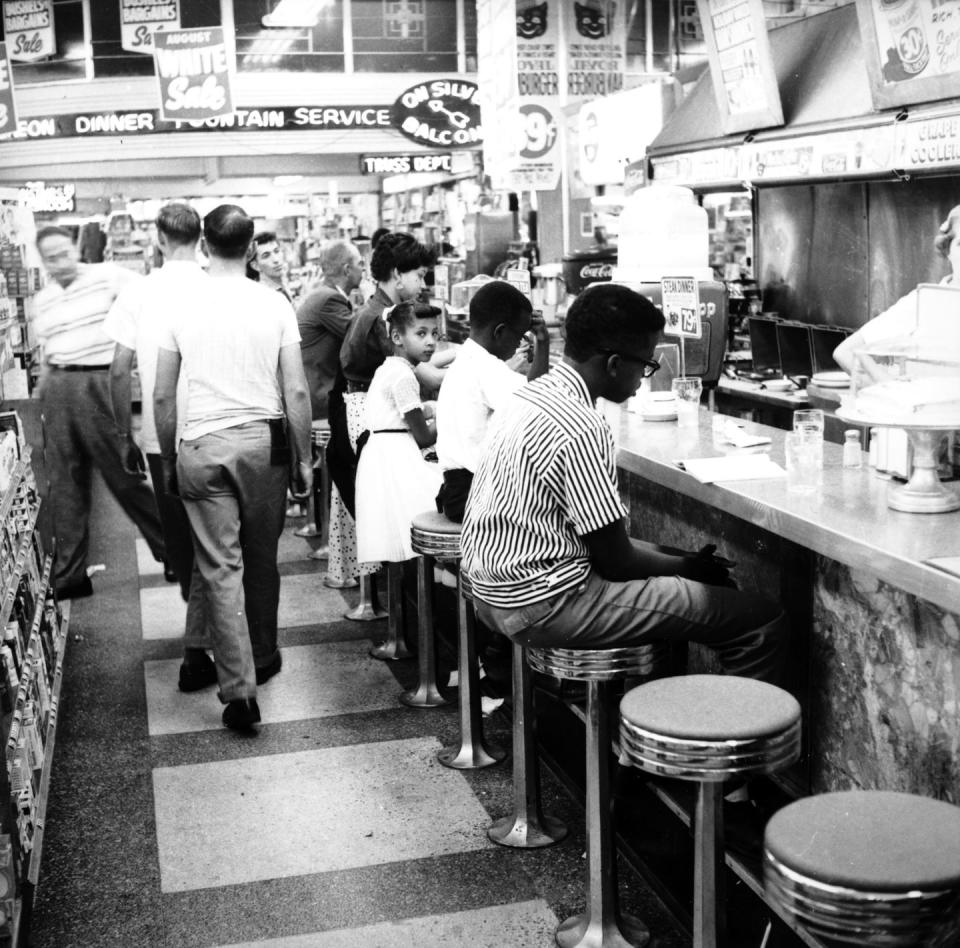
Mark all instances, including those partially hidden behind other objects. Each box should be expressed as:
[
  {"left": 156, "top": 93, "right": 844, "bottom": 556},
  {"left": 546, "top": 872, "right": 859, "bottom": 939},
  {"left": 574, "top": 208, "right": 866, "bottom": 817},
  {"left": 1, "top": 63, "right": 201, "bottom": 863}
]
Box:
[
  {"left": 527, "top": 644, "right": 668, "bottom": 948},
  {"left": 620, "top": 675, "right": 802, "bottom": 948},
  {"left": 764, "top": 790, "right": 960, "bottom": 947}
]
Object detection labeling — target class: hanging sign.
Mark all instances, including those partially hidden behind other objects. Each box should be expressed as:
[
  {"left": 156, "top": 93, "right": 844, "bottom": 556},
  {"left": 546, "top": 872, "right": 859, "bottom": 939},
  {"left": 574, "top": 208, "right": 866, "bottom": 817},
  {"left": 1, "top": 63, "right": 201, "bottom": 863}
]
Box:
[
  {"left": 153, "top": 27, "right": 233, "bottom": 123},
  {"left": 695, "top": 0, "right": 783, "bottom": 135},
  {"left": 359, "top": 153, "right": 453, "bottom": 174},
  {"left": 120, "top": 0, "right": 180, "bottom": 55},
  {"left": 0, "top": 43, "right": 17, "bottom": 137},
  {"left": 505, "top": 267, "right": 532, "bottom": 302},
  {"left": 391, "top": 79, "right": 482, "bottom": 148},
  {"left": 563, "top": 0, "right": 626, "bottom": 101},
  {"left": 855, "top": 0, "right": 960, "bottom": 110},
  {"left": 2, "top": 0, "right": 55, "bottom": 63},
  {"left": 477, "top": 0, "right": 522, "bottom": 183},
  {"left": 660, "top": 277, "right": 702, "bottom": 339}
]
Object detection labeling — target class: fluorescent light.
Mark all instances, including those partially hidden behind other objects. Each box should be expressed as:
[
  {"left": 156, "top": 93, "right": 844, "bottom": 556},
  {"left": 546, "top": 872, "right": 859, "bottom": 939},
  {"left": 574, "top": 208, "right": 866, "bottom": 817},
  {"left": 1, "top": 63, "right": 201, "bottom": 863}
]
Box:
[{"left": 262, "top": 0, "right": 330, "bottom": 28}]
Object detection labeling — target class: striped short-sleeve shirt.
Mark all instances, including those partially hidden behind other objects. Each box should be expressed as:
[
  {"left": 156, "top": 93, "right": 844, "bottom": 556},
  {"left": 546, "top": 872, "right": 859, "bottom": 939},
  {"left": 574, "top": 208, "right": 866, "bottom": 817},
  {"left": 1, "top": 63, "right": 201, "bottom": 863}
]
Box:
[
  {"left": 461, "top": 361, "right": 627, "bottom": 609},
  {"left": 33, "top": 263, "right": 138, "bottom": 367}
]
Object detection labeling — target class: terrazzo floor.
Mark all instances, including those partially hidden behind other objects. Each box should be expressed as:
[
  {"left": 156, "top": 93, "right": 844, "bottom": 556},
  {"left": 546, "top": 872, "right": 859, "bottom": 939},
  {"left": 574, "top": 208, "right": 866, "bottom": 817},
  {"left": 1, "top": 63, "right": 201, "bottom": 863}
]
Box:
[{"left": 27, "top": 474, "right": 689, "bottom": 948}]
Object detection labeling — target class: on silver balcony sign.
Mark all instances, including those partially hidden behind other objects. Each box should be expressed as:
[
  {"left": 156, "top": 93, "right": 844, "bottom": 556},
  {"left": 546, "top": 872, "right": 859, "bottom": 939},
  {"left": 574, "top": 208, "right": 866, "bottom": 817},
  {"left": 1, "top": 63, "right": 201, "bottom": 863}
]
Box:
[
  {"left": 391, "top": 79, "right": 482, "bottom": 149},
  {"left": 360, "top": 153, "right": 452, "bottom": 175}
]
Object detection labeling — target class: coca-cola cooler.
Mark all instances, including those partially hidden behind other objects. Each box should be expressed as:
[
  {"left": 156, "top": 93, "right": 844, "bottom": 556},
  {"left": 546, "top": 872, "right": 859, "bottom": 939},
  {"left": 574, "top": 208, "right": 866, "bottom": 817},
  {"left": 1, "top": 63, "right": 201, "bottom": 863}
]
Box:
[{"left": 561, "top": 246, "right": 617, "bottom": 295}]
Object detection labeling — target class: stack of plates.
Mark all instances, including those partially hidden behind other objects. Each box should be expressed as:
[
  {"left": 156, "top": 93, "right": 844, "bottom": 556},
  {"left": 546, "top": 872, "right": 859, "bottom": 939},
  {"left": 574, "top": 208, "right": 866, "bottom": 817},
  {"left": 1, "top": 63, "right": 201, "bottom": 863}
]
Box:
[{"left": 811, "top": 371, "right": 850, "bottom": 389}]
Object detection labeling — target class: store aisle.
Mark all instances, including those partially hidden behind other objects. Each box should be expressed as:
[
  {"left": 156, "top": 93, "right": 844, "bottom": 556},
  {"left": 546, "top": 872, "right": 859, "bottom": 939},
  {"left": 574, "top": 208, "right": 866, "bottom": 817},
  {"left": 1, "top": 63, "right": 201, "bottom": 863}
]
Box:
[{"left": 28, "top": 474, "right": 687, "bottom": 948}]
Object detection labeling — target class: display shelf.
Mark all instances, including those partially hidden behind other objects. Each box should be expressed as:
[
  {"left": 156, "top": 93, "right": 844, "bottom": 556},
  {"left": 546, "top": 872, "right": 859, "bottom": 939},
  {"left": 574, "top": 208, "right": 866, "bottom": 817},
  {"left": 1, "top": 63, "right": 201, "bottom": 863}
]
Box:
[{"left": 0, "top": 440, "right": 67, "bottom": 947}]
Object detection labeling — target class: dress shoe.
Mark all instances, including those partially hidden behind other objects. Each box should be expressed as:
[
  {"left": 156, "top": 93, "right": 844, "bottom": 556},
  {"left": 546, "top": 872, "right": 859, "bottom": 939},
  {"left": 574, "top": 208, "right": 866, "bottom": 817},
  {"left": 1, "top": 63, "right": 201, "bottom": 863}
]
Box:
[
  {"left": 222, "top": 698, "right": 261, "bottom": 732},
  {"left": 178, "top": 653, "right": 218, "bottom": 692},
  {"left": 255, "top": 653, "right": 282, "bottom": 685},
  {"left": 55, "top": 576, "right": 93, "bottom": 601}
]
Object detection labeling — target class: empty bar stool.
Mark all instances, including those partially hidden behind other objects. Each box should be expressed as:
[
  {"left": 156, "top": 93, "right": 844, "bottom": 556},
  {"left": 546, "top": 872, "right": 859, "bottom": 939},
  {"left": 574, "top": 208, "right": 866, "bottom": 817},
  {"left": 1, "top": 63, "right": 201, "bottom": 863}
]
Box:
[
  {"left": 527, "top": 644, "right": 668, "bottom": 948},
  {"left": 487, "top": 641, "right": 568, "bottom": 849},
  {"left": 620, "top": 675, "right": 801, "bottom": 948},
  {"left": 401, "top": 510, "right": 463, "bottom": 709},
  {"left": 764, "top": 790, "right": 960, "bottom": 947},
  {"left": 368, "top": 562, "right": 411, "bottom": 661},
  {"left": 438, "top": 567, "right": 504, "bottom": 770},
  {"left": 300, "top": 421, "right": 331, "bottom": 544}
]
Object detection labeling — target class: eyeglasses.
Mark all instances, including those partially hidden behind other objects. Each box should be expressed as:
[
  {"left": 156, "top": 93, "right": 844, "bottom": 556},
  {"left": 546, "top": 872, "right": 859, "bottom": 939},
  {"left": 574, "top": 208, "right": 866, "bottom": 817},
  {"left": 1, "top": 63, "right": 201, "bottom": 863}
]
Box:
[{"left": 597, "top": 349, "right": 661, "bottom": 378}]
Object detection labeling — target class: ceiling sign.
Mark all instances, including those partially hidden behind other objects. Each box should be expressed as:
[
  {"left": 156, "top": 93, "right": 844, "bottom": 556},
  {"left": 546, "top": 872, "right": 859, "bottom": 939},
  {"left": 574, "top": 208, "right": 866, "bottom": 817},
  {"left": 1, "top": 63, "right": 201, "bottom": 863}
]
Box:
[
  {"left": 695, "top": 0, "right": 783, "bottom": 135},
  {"left": 391, "top": 79, "right": 483, "bottom": 148},
  {"left": 153, "top": 27, "right": 233, "bottom": 123},
  {"left": 120, "top": 0, "right": 181, "bottom": 55},
  {"left": 855, "top": 0, "right": 960, "bottom": 110},
  {"left": 2, "top": 0, "right": 55, "bottom": 63},
  {"left": 0, "top": 43, "right": 17, "bottom": 136}
]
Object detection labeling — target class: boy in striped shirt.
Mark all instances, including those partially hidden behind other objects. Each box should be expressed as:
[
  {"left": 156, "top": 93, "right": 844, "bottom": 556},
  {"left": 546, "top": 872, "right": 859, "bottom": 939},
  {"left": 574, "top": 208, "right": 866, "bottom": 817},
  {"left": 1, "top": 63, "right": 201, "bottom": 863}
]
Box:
[{"left": 461, "top": 282, "right": 787, "bottom": 685}]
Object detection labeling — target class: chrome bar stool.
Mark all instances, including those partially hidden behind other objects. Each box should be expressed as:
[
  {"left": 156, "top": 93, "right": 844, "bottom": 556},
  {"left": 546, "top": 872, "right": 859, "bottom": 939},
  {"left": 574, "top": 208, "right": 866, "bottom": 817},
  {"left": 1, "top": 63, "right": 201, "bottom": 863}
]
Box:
[
  {"left": 369, "top": 562, "right": 411, "bottom": 660},
  {"left": 764, "top": 790, "right": 960, "bottom": 947},
  {"left": 487, "top": 642, "right": 568, "bottom": 849},
  {"left": 527, "top": 644, "right": 667, "bottom": 948},
  {"left": 301, "top": 421, "right": 331, "bottom": 545},
  {"left": 438, "top": 568, "right": 504, "bottom": 770},
  {"left": 620, "top": 675, "right": 801, "bottom": 948},
  {"left": 401, "top": 510, "right": 462, "bottom": 708},
  {"left": 345, "top": 574, "right": 387, "bottom": 622}
]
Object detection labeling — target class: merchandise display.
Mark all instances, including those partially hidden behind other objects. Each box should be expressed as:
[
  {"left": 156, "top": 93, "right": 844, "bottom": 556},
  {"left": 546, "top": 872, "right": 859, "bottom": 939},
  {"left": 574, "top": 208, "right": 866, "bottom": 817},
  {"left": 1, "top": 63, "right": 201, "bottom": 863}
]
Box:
[{"left": 0, "top": 420, "right": 69, "bottom": 944}]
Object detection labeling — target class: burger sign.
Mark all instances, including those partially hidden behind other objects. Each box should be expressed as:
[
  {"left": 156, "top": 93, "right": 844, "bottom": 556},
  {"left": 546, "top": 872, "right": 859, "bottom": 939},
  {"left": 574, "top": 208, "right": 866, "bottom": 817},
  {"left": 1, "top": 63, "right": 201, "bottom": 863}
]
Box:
[{"left": 391, "top": 79, "right": 483, "bottom": 149}]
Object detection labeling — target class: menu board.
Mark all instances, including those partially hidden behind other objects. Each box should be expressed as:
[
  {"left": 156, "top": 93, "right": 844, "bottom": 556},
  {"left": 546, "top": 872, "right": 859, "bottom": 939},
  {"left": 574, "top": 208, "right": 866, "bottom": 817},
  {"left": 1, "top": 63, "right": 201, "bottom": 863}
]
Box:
[
  {"left": 856, "top": 0, "right": 960, "bottom": 109},
  {"left": 695, "top": 0, "right": 783, "bottom": 134}
]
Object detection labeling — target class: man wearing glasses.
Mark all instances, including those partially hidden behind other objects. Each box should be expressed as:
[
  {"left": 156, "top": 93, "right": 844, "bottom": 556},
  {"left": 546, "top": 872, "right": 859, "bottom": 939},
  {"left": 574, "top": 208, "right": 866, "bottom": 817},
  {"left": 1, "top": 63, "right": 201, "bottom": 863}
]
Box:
[{"left": 461, "top": 282, "right": 787, "bottom": 686}]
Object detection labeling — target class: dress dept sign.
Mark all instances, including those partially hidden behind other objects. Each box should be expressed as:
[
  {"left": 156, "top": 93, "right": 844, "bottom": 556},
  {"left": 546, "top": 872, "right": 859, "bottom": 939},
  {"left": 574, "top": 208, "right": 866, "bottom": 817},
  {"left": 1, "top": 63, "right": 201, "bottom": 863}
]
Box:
[{"left": 153, "top": 27, "right": 233, "bottom": 122}]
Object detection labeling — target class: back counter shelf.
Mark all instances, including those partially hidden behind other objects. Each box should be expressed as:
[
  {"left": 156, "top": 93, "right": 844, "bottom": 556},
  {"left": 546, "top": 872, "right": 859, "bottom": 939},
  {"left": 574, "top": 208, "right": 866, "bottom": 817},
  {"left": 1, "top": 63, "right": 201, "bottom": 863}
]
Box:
[{"left": 0, "top": 446, "right": 70, "bottom": 947}]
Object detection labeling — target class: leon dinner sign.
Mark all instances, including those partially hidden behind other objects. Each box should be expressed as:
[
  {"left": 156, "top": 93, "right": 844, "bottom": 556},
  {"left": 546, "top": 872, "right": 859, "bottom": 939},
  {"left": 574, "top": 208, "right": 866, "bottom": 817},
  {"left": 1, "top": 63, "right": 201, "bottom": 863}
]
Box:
[
  {"left": 391, "top": 79, "right": 482, "bottom": 149},
  {"left": 153, "top": 27, "right": 233, "bottom": 122}
]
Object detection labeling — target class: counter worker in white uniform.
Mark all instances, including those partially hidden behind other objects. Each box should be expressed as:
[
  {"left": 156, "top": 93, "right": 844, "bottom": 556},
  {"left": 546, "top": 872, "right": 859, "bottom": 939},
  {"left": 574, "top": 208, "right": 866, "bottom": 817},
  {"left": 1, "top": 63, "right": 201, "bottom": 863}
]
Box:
[
  {"left": 154, "top": 204, "right": 312, "bottom": 732},
  {"left": 434, "top": 280, "right": 550, "bottom": 523},
  {"left": 104, "top": 202, "right": 218, "bottom": 692},
  {"left": 835, "top": 204, "right": 960, "bottom": 381}
]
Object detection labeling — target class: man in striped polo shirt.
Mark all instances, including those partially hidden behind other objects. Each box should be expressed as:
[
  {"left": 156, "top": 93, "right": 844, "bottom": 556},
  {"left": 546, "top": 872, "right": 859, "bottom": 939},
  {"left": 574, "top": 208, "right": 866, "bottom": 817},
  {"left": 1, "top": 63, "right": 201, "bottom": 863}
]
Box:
[
  {"left": 33, "top": 226, "right": 166, "bottom": 600},
  {"left": 461, "top": 282, "right": 787, "bottom": 684}
]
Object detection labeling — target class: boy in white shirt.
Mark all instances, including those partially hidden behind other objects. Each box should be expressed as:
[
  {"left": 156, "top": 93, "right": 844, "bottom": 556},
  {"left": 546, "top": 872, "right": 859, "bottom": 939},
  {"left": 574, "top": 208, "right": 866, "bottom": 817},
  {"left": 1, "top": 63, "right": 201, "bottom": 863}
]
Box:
[{"left": 434, "top": 281, "right": 550, "bottom": 522}]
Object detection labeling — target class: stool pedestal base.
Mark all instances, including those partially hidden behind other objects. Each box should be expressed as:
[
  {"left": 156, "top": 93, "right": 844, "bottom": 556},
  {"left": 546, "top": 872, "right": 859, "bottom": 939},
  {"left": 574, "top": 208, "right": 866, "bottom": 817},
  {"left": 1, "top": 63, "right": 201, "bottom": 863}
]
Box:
[
  {"left": 346, "top": 574, "right": 387, "bottom": 621},
  {"left": 488, "top": 643, "right": 567, "bottom": 848},
  {"left": 369, "top": 563, "right": 411, "bottom": 660},
  {"left": 556, "top": 912, "right": 649, "bottom": 948},
  {"left": 438, "top": 575, "right": 504, "bottom": 769},
  {"left": 400, "top": 555, "right": 447, "bottom": 708}
]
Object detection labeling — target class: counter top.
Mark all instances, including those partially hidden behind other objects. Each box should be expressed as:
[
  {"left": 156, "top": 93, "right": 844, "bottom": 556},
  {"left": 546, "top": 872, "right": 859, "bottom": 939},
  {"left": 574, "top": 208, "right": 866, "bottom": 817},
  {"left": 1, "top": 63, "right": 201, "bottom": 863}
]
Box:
[{"left": 609, "top": 406, "right": 960, "bottom": 614}]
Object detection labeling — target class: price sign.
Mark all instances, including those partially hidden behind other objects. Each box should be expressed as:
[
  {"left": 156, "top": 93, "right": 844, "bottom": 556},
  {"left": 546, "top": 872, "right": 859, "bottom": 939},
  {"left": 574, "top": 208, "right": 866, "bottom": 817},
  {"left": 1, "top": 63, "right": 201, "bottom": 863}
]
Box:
[
  {"left": 660, "top": 277, "right": 702, "bottom": 339},
  {"left": 120, "top": 0, "right": 180, "bottom": 55},
  {"left": 505, "top": 267, "right": 532, "bottom": 302},
  {"left": 2, "top": 0, "right": 55, "bottom": 63}
]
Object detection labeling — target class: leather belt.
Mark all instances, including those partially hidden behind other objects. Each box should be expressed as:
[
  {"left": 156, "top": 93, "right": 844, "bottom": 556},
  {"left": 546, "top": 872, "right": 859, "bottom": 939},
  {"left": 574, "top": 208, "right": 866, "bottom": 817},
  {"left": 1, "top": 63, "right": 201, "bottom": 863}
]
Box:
[
  {"left": 346, "top": 380, "right": 370, "bottom": 393},
  {"left": 52, "top": 364, "right": 111, "bottom": 372}
]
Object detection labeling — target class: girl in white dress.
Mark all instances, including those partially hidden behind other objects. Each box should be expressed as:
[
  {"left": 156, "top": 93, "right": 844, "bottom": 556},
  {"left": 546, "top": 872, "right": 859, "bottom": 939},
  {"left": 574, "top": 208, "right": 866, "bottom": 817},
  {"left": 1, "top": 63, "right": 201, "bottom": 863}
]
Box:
[{"left": 356, "top": 302, "right": 442, "bottom": 563}]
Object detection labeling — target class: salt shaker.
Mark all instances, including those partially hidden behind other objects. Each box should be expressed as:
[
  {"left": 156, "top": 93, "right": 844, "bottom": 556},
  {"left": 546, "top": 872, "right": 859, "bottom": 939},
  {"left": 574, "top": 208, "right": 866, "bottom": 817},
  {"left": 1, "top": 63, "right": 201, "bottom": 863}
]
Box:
[{"left": 843, "top": 429, "right": 863, "bottom": 469}]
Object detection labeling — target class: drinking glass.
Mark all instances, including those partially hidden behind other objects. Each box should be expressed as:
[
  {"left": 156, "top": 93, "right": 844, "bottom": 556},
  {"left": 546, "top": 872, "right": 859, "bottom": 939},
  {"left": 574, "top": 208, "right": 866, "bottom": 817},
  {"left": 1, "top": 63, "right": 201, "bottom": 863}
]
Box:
[
  {"left": 785, "top": 432, "right": 821, "bottom": 494},
  {"left": 792, "top": 409, "right": 824, "bottom": 437},
  {"left": 672, "top": 377, "right": 702, "bottom": 428}
]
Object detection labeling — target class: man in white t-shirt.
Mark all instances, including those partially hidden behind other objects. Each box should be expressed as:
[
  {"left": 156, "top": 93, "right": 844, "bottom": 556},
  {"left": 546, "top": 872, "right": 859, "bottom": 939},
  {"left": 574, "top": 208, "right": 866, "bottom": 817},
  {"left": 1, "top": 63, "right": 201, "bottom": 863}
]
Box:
[
  {"left": 104, "top": 203, "right": 212, "bottom": 687},
  {"left": 154, "top": 205, "right": 312, "bottom": 732},
  {"left": 434, "top": 280, "right": 550, "bottom": 522}
]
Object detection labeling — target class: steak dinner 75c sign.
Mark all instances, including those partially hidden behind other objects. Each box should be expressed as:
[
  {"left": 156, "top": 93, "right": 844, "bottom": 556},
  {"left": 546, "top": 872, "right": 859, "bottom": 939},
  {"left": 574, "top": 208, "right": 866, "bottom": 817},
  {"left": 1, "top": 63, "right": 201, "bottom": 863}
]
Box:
[{"left": 153, "top": 27, "right": 233, "bottom": 122}]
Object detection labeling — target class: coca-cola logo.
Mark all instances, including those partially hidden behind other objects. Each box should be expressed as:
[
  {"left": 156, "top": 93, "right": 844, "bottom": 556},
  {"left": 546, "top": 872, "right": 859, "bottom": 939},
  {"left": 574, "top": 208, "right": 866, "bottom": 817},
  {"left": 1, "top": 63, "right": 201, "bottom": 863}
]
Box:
[{"left": 580, "top": 262, "right": 614, "bottom": 280}]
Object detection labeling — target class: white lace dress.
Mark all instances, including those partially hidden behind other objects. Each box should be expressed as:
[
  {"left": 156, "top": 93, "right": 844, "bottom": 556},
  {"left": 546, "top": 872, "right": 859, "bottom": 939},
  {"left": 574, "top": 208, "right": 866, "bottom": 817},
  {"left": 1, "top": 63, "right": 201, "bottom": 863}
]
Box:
[{"left": 355, "top": 357, "right": 441, "bottom": 563}]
